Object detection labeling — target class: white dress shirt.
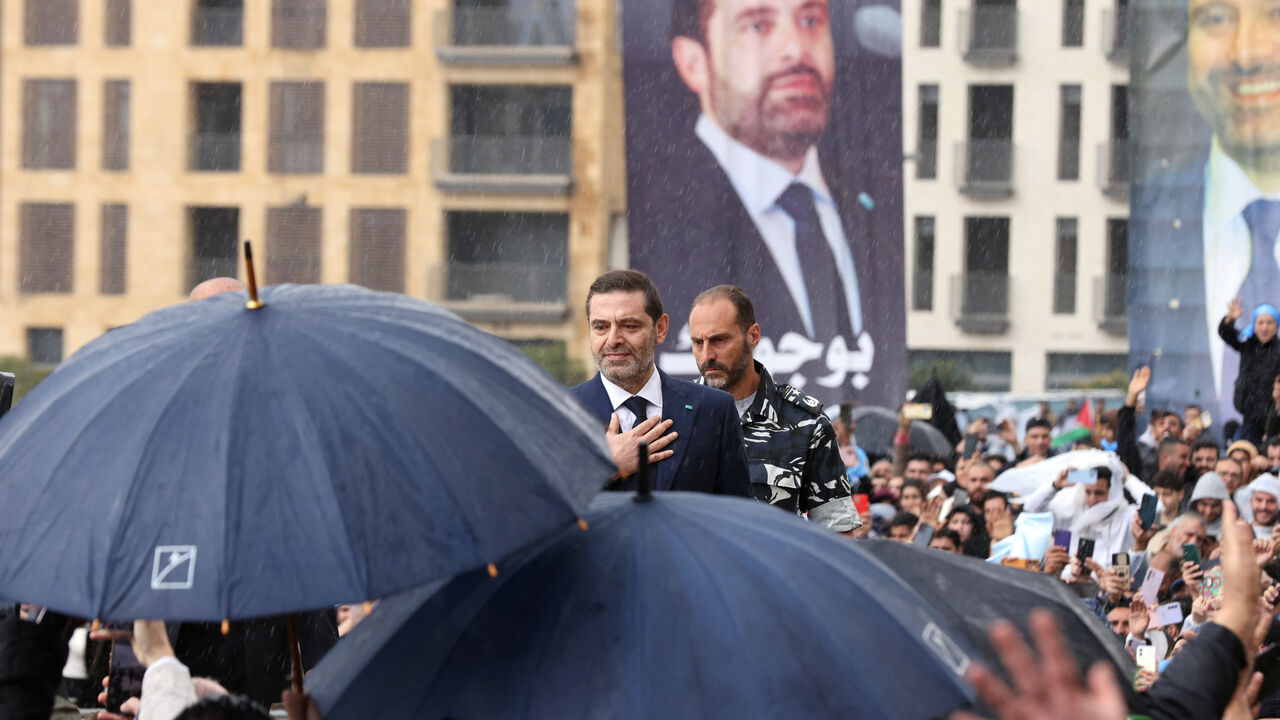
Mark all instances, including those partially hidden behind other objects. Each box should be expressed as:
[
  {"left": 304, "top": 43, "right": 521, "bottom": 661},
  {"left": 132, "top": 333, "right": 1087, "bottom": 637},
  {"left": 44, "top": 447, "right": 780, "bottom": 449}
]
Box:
[
  {"left": 694, "top": 114, "right": 862, "bottom": 338},
  {"left": 1202, "top": 138, "right": 1280, "bottom": 402},
  {"left": 600, "top": 367, "right": 663, "bottom": 432}
]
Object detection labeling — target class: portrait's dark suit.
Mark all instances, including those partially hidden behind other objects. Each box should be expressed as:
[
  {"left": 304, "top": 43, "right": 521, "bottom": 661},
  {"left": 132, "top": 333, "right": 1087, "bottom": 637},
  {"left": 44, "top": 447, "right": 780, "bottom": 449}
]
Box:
[
  {"left": 628, "top": 131, "right": 906, "bottom": 407},
  {"left": 1129, "top": 154, "right": 1221, "bottom": 419},
  {"left": 569, "top": 369, "right": 753, "bottom": 497}
]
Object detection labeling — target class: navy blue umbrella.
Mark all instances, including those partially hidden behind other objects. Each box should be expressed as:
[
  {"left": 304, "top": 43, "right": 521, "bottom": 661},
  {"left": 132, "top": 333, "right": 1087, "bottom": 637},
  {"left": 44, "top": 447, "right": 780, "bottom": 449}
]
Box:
[
  {"left": 307, "top": 491, "right": 979, "bottom": 720},
  {"left": 0, "top": 282, "right": 614, "bottom": 623}
]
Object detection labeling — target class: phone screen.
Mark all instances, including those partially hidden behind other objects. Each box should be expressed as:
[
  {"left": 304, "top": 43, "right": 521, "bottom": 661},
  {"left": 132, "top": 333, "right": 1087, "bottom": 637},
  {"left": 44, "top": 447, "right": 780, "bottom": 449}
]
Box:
[
  {"left": 1066, "top": 468, "right": 1097, "bottom": 485},
  {"left": 107, "top": 641, "right": 144, "bottom": 713},
  {"left": 1182, "top": 542, "right": 1201, "bottom": 566},
  {"left": 963, "top": 433, "right": 980, "bottom": 456},
  {"left": 1076, "top": 537, "right": 1096, "bottom": 561},
  {"left": 1139, "top": 494, "right": 1159, "bottom": 529}
]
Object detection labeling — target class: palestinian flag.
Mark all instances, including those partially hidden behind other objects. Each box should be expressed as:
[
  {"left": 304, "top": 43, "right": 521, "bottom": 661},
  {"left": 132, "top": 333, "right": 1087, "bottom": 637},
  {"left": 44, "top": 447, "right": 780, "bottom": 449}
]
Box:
[{"left": 1052, "top": 400, "right": 1094, "bottom": 448}]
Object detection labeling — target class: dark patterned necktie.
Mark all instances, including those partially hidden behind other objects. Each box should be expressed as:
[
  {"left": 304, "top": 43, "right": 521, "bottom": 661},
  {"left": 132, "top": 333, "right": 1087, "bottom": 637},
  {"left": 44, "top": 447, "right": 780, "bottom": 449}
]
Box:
[
  {"left": 622, "top": 395, "right": 649, "bottom": 431},
  {"left": 775, "top": 182, "right": 851, "bottom": 341},
  {"left": 1240, "top": 199, "right": 1280, "bottom": 313}
]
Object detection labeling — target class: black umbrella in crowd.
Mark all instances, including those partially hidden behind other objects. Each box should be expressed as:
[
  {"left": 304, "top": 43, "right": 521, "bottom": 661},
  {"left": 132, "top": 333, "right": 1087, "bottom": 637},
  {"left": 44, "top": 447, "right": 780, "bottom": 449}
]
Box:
[
  {"left": 862, "top": 540, "right": 1140, "bottom": 709},
  {"left": 850, "top": 405, "right": 955, "bottom": 460}
]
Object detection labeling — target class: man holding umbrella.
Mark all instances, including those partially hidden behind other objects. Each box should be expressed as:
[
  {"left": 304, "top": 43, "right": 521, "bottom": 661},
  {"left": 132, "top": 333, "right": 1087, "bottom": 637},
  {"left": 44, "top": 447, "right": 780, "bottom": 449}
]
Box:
[
  {"left": 570, "top": 271, "right": 752, "bottom": 496},
  {"left": 687, "top": 285, "right": 856, "bottom": 531}
]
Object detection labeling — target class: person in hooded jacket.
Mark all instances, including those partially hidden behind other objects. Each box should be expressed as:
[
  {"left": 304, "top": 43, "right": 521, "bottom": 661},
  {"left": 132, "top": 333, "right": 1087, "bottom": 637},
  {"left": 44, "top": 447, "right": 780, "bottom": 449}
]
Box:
[
  {"left": 1220, "top": 299, "right": 1280, "bottom": 445},
  {"left": 1188, "top": 471, "right": 1230, "bottom": 539},
  {"left": 1021, "top": 466, "right": 1135, "bottom": 576}
]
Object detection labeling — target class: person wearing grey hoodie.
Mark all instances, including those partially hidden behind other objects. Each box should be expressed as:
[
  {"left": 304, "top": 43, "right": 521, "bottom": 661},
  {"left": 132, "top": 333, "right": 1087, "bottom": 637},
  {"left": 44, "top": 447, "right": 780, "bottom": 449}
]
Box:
[{"left": 1188, "top": 472, "right": 1230, "bottom": 539}]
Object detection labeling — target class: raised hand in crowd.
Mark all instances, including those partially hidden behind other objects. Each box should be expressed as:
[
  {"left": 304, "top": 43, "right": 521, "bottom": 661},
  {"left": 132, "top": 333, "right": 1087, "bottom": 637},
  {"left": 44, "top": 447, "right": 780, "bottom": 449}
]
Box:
[
  {"left": 1125, "top": 366, "right": 1151, "bottom": 408},
  {"left": 1134, "top": 668, "right": 1158, "bottom": 693},
  {"left": 1180, "top": 560, "right": 1204, "bottom": 595},
  {"left": 1042, "top": 545, "right": 1070, "bottom": 577},
  {"left": 919, "top": 494, "right": 945, "bottom": 530},
  {"left": 949, "top": 611, "right": 1127, "bottom": 720},
  {"left": 1128, "top": 596, "right": 1150, "bottom": 642},
  {"left": 605, "top": 413, "right": 676, "bottom": 481},
  {"left": 1226, "top": 297, "right": 1245, "bottom": 324},
  {"left": 1252, "top": 537, "right": 1277, "bottom": 569},
  {"left": 1130, "top": 515, "right": 1158, "bottom": 553},
  {"left": 1190, "top": 594, "right": 1216, "bottom": 625}
]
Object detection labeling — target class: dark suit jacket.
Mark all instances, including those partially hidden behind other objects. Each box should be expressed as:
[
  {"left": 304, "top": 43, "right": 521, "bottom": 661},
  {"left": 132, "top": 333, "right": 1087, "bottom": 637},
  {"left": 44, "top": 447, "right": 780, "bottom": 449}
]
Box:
[
  {"left": 1129, "top": 154, "right": 1221, "bottom": 420},
  {"left": 569, "top": 370, "right": 753, "bottom": 497},
  {"left": 628, "top": 133, "right": 907, "bottom": 408}
]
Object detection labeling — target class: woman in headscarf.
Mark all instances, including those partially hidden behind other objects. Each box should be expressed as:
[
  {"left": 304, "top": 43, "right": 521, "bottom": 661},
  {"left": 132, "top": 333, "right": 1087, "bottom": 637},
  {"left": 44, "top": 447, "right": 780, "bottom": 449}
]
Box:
[{"left": 1220, "top": 299, "right": 1280, "bottom": 445}]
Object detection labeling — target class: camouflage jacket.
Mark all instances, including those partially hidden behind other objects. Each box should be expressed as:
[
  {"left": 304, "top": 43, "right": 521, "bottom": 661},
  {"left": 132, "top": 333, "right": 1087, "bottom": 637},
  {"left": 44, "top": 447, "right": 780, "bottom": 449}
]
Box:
[{"left": 738, "top": 362, "right": 857, "bottom": 531}]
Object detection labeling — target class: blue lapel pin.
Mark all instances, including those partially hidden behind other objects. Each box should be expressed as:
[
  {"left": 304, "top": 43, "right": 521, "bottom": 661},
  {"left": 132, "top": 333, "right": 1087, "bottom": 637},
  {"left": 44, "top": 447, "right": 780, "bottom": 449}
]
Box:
[{"left": 685, "top": 404, "right": 693, "bottom": 410}]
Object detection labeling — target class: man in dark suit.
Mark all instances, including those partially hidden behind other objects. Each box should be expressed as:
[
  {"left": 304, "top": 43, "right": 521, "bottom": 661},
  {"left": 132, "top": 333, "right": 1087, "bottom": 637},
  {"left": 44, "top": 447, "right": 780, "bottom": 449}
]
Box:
[
  {"left": 1131, "top": 0, "right": 1280, "bottom": 430},
  {"left": 626, "top": 0, "right": 906, "bottom": 406},
  {"left": 569, "top": 270, "right": 753, "bottom": 496}
]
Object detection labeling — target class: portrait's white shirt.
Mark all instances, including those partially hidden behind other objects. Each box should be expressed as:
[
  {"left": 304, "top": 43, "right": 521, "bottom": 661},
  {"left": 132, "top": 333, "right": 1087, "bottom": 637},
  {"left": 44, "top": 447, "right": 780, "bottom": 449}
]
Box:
[
  {"left": 1202, "top": 138, "right": 1280, "bottom": 401},
  {"left": 694, "top": 114, "right": 862, "bottom": 337},
  {"left": 600, "top": 366, "right": 663, "bottom": 431}
]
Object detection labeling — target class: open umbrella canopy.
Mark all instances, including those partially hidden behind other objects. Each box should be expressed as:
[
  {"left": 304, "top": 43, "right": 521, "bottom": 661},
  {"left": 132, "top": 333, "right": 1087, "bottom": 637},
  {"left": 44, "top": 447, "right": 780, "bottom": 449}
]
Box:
[
  {"left": 861, "top": 540, "right": 1139, "bottom": 708},
  {"left": 308, "top": 492, "right": 978, "bottom": 720},
  {"left": 850, "top": 405, "right": 954, "bottom": 460},
  {"left": 0, "top": 284, "right": 614, "bottom": 622}
]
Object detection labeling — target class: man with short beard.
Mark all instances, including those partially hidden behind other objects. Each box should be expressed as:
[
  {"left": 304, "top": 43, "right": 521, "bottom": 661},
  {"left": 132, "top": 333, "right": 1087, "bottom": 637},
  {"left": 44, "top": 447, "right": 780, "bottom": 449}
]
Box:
[
  {"left": 569, "top": 271, "right": 752, "bottom": 497},
  {"left": 688, "top": 285, "right": 855, "bottom": 531}
]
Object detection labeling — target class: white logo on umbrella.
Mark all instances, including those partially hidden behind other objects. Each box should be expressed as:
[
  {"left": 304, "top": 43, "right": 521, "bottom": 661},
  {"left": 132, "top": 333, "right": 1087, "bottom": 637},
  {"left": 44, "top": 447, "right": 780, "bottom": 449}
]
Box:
[{"left": 151, "top": 545, "right": 197, "bottom": 590}]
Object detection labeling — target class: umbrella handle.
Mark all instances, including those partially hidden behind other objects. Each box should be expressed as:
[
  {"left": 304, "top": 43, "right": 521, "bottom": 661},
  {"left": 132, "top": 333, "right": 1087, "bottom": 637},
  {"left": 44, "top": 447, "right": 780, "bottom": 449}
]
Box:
[
  {"left": 287, "top": 613, "right": 304, "bottom": 693},
  {"left": 243, "top": 240, "right": 263, "bottom": 310}
]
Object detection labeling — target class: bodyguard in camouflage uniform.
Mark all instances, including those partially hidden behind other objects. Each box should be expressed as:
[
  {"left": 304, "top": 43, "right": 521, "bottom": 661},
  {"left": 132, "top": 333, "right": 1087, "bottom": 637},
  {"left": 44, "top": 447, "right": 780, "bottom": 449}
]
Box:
[{"left": 689, "top": 286, "right": 858, "bottom": 532}]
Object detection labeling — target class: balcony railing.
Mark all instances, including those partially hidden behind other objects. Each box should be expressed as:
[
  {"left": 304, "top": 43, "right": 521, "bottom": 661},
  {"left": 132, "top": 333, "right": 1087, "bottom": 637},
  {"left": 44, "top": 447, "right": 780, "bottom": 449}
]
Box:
[
  {"left": 434, "top": 7, "right": 576, "bottom": 65},
  {"left": 191, "top": 132, "right": 241, "bottom": 172},
  {"left": 951, "top": 272, "right": 1010, "bottom": 334},
  {"left": 1097, "top": 140, "right": 1129, "bottom": 198},
  {"left": 959, "top": 6, "right": 1018, "bottom": 64},
  {"left": 955, "top": 140, "right": 1014, "bottom": 197},
  {"left": 916, "top": 141, "right": 937, "bottom": 180},
  {"left": 1102, "top": 8, "right": 1128, "bottom": 64},
  {"left": 431, "top": 136, "right": 573, "bottom": 194},
  {"left": 1093, "top": 275, "right": 1127, "bottom": 335},
  {"left": 193, "top": 6, "right": 243, "bottom": 46},
  {"left": 430, "top": 262, "right": 569, "bottom": 322}
]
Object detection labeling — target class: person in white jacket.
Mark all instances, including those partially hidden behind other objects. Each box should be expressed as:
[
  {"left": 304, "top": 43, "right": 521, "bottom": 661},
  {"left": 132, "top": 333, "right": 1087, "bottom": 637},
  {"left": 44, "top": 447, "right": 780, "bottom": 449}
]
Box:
[{"left": 1021, "top": 465, "right": 1136, "bottom": 574}]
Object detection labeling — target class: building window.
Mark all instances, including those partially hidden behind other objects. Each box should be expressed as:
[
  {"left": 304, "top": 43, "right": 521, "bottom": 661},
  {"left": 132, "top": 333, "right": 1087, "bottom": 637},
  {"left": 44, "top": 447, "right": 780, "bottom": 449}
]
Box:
[
  {"left": 193, "top": 0, "right": 243, "bottom": 46},
  {"left": 921, "top": 0, "right": 941, "bottom": 47},
  {"left": 266, "top": 206, "right": 322, "bottom": 284},
  {"left": 956, "top": 216, "right": 1010, "bottom": 332},
  {"left": 20, "top": 203, "right": 75, "bottom": 294},
  {"left": 446, "top": 212, "right": 568, "bottom": 303},
  {"left": 1054, "top": 218, "right": 1077, "bottom": 314},
  {"left": 349, "top": 208, "right": 406, "bottom": 293},
  {"left": 1046, "top": 353, "right": 1127, "bottom": 390},
  {"left": 25, "top": 0, "right": 78, "bottom": 45},
  {"left": 269, "top": 82, "right": 324, "bottom": 174},
  {"left": 103, "top": 80, "right": 130, "bottom": 171},
  {"left": 355, "top": 0, "right": 410, "bottom": 47},
  {"left": 961, "top": 85, "right": 1014, "bottom": 195},
  {"left": 964, "top": 0, "right": 1018, "bottom": 63},
  {"left": 913, "top": 217, "right": 935, "bottom": 311},
  {"left": 448, "top": 85, "right": 572, "bottom": 175},
  {"left": 105, "top": 0, "right": 131, "bottom": 46},
  {"left": 101, "top": 204, "right": 128, "bottom": 295},
  {"left": 23, "top": 80, "right": 77, "bottom": 170},
  {"left": 1103, "top": 218, "right": 1128, "bottom": 319},
  {"left": 273, "top": 0, "right": 326, "bottom": 49},
  {"left": 917, "top": 85, "right": 938, "bottom": 180},
  {"left": 1062, "top": 0, "right": 1083, "bottom": 47},
  {"left": 27, "top": 328, "right": 65, "bottom": 367},
  {"left": 449, "top": 0, "right": 575, "bottom": 47},
  {"left": 351, "top": 82, "right": 409, "bottom": 174},
  {"left": 1058, "top": 85, "right": 1081, "bottom": 181},
  {"left": 191, "top": 82, "right": 241, "bottom": 172},
  {"left": 189, "top": 207, "right": 240, "bottom": 289}
]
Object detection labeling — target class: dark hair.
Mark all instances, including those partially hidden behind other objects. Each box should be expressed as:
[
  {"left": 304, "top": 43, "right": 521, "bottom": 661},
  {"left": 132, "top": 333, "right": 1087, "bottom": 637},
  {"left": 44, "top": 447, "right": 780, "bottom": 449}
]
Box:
[
  {"left": 1186, "top": 404, "right": 1203, "bottom": 413},
  {"left": 906, "top": 453, "right": 933, "bottom": 465},
  {"left": 692, "top": 285, "right": 757, "bottom": 334},
  {"left": 585, "top": 270, "right": 664, "bottom": 322},
  {"left": 1150, "top": 468, "right": 1186, "bottom": 491},
  {"left": 1268, "top": 437, "right": 1280, "bottom": 450},
  {"left": 1025, "top": 417, "right": 1053, "bottom": 433},
  {"left": 888, "top": 512, "right": 919, "bottom": 532},
  {"left": 1158, "top": 436, "right": 1190, "bottom": 455},
  {"left": 1192, "top": 438, "right": 1221, "bottom": 456},
  {"left": 982, "top": 490, "right": 1009, "bottom": 508},
  {"left": 1224, "top": 420, "right": 1241, "bottom": 442},
  {"left": 670, "top": 0, "right": 713, "bottom": 44},
  {"left": 174, "top": 695, "right": 270, "bottom": 720},
  {"left": 982, "top": 454, "right": 1008, "bottom": 471},
  {"left": 900, "top": 478, "right": 928, "bottom": 498},
  {"left": 931, "top": 528, "right": 963, "bottom": 548}
]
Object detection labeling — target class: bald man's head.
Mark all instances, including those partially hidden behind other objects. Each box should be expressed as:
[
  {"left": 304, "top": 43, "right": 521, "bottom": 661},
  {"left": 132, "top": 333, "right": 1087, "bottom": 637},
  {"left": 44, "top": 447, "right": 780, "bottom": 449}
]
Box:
[{"left": 189, "top": 277, "right": 247, "bottom": 301}]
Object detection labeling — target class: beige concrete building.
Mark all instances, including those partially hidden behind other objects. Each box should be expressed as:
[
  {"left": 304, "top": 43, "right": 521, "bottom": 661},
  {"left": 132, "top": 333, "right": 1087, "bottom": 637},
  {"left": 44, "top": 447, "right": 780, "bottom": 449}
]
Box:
[
  {"left": 1, "top": 0, "right": 625, "bottom": 383},
  {"left": 902, "top": 0, "right": 1131, "bottom": 392}
]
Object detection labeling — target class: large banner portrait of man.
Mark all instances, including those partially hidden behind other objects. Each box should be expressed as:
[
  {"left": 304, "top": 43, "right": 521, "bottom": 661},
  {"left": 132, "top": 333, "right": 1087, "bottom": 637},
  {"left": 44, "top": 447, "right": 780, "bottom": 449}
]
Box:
[
  {"left": 621, "top": 0, "right": 907, "bottom": 406},
  {"left": 1130, "top": 0, "right": 1280, "bottom": 441}
]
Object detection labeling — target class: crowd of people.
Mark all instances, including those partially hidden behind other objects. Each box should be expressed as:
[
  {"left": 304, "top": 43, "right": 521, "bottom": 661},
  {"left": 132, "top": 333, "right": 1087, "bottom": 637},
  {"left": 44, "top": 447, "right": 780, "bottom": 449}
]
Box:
[{"left": 4, "top": 273, "right": 1280, "bottom": 720}]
